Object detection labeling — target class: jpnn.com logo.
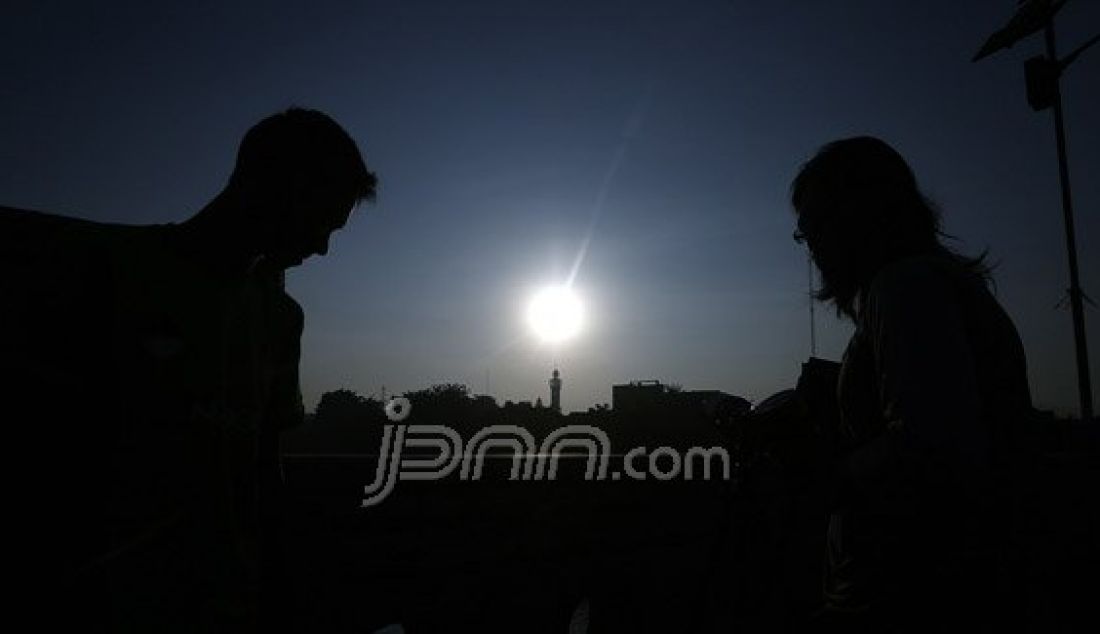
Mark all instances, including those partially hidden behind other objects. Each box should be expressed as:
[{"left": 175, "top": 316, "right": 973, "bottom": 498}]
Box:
[{"left": 363, "top": 397, "right": 731, "bottom": 506}]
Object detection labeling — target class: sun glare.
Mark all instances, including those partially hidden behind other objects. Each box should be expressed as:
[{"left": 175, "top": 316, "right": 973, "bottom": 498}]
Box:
[{"left": 527, "top": 285, "right": 584, "bottom": 344}]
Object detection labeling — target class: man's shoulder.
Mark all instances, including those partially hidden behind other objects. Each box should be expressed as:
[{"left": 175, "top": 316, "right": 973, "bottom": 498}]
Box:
[
  {"left": 0, "top": 207, "right": 150, "bottom": 303},
  {"left": 2, "top": 206, "right": 170, "bottom": 265},
  {"left": 2, "top": 205, "right": 114, "bottom": 260}
]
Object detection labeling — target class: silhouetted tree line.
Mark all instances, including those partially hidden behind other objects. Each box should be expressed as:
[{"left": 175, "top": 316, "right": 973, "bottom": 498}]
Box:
[{"left": 283, "top": 382, "right": 735, "bottom": 458}]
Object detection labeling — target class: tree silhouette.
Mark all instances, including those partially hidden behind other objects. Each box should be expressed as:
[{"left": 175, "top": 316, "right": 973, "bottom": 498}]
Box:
[
  {"left": 314, "top": 388, "right": 376, "bottom": 425},
  {"left": 404, "top": 383, "right": 472, "bottom": 412}
]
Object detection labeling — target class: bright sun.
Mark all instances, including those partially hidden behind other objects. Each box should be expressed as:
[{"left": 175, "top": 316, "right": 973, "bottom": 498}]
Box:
[{"left": 527, "top": 285, "right": 584, "bottom": 344}]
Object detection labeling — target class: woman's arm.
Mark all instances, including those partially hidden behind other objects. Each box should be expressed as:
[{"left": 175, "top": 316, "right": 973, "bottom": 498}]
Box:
[{"left": 846, "top": 259, "right": 992, "bottom": 505}]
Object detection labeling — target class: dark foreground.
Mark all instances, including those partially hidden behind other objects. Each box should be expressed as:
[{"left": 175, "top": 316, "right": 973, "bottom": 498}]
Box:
[{"left": 279, "top": 434, "right": 1098, "bottom": 633}]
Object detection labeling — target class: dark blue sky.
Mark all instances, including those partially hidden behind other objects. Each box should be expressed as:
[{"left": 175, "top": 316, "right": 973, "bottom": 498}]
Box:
[{"left": 3, "top": 0, "right": 1097, "bottom": 414}]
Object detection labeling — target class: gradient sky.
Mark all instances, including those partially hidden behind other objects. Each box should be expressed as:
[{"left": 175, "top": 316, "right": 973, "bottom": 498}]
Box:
[{"left": 3, "top": 0, "right": 1097, "bottom": 415}]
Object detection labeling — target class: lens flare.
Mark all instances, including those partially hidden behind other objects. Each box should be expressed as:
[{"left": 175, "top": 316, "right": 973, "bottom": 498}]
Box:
[{"left": 527, "top": 286, "right": 584, "bottom": 344}]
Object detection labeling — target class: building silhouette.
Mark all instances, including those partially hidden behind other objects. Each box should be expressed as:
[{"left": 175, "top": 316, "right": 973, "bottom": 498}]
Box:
[
  {"left": 549, "top": 368, "right": 562, "bottom": 414},
  {"left": 612, "top": 379, "right": 748, "bottom": 417}
]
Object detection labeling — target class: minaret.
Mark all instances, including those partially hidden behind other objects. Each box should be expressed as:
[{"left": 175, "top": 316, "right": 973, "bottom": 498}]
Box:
[{"left": 549, "top": 368, "right": 562, "bottom": 414}]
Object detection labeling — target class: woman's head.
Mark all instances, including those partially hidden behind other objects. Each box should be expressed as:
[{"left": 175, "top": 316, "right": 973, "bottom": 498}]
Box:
[{"left": 790, "top": 136, "right": 974, "bottom": 317}]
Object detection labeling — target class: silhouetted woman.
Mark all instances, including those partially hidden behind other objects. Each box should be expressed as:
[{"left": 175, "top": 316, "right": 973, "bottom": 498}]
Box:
[{"left": 790, "top": 136, "right": 1032, "bottom": 632}]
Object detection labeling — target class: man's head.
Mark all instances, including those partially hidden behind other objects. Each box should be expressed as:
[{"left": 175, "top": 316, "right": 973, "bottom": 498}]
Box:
[
  {"left": 228, "top": 108, "right": 377, "bottom": 268},
  {"left": 790, "top": 136, "right": 944, "bottom": 317}
]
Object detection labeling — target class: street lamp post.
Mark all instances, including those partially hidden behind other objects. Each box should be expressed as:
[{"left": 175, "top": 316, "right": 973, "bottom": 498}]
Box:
[{"left": 974, "top": 0, "right": 1098, "bottom": 420}]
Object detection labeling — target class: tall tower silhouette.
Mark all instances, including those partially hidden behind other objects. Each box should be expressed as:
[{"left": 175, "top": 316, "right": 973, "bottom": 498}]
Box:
[{"left": 549, "top": 368, "right": 562, "bottom": 414}]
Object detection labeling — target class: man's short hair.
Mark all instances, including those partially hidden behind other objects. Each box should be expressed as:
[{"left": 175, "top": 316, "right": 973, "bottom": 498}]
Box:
[{"left": 230, "top": 107, "right": 377, "bottom": 203}]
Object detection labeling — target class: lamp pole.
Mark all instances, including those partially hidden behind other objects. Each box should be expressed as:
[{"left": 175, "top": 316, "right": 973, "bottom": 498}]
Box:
[
  {"left": 973, "top": 0, "right": 1097, "bottom": 420},
  {"left": 1042, "top": 22, "right": 1093, "bottom": 421}
]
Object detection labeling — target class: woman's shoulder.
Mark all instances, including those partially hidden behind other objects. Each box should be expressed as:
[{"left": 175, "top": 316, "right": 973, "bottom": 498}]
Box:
[
  {"left": 869, "top": 252, "right": 984, "bottom": 299},
  {"left": 860, "top": 251, "right": 989, "bottom": 327}
]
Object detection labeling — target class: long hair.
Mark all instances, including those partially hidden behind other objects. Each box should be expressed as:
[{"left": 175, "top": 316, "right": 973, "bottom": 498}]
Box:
[{"left": 790, "top": 136, "right": 991, "bottom": 319}]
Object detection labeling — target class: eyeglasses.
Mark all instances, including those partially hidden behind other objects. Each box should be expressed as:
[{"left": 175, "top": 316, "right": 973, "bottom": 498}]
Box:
[{"left": 793, "top": 213, "right": 825, "bottom": 246}]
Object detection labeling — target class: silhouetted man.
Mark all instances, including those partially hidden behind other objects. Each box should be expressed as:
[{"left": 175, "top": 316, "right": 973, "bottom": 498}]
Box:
[{"left": 5, "top": 108, "right": 375, "bottom": 631}]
